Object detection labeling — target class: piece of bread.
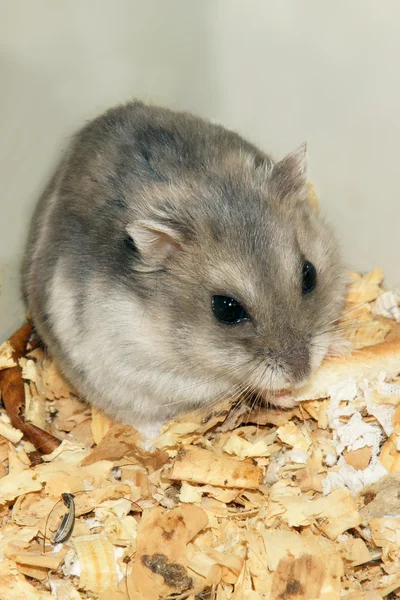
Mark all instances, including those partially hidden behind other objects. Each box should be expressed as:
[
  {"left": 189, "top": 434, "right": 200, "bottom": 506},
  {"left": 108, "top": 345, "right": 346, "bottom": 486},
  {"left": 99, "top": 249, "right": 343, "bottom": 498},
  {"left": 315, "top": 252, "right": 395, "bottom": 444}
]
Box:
[{"left": 291, "top": 336, "right": 400, "bottom": 402}]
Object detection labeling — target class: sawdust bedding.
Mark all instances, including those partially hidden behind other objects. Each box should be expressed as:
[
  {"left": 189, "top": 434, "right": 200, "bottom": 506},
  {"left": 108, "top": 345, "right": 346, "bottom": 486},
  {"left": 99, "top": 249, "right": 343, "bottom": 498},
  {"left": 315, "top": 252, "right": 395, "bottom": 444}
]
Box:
[{"left": 1, "top": 265, "right": 400, "bottom": 599}]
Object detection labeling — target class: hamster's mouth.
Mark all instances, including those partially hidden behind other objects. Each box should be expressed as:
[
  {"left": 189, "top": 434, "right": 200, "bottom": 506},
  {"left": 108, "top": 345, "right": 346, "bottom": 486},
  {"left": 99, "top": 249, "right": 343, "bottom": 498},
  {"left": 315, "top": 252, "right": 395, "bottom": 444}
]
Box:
[
  {"left": 249, "top": 387, "right": 293, "bottom": 403},
  {"left": 271, "top": 389, "right": 291, "bottom": 397}
]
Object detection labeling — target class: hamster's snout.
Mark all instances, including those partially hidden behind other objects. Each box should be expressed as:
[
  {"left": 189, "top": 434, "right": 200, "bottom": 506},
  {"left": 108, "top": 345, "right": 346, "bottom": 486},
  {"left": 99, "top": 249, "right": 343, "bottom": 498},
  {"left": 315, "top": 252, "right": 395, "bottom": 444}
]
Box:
[
  {"left": 283, "top": 344, "right": 311, "bottom": 384},
  {"left": 260, "top": 341, "right": 311, "bottom": 387}
]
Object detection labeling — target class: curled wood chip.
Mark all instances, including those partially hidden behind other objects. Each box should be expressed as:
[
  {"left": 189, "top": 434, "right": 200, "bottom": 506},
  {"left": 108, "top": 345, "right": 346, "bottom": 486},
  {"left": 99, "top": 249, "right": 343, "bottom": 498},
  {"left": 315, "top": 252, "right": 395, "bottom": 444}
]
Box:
[
  {"left": 165, "top": 398, "right": 232, "bottom": 429},
  {"left": 73, "top": 535, "right": 119, "bottom": 594},
  {"left": 0, "top": 341, "right": 16, "bottom": 370},
  {"left": 168, "top": 446, "right": 262, "bottom": 489},
  {"left": 103, "top": 514, "right": 138, "bottom": 546}
]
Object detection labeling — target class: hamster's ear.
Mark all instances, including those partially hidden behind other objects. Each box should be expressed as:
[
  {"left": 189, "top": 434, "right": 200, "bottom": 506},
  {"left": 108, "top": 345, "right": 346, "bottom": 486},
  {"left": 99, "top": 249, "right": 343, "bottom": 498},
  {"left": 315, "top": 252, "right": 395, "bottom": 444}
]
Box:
[
  {"left": 270, "top": 143, "right": 308, "bottom": 201},
  {"left": 127, "top": 219, "right": 184, "bottom": 270}
]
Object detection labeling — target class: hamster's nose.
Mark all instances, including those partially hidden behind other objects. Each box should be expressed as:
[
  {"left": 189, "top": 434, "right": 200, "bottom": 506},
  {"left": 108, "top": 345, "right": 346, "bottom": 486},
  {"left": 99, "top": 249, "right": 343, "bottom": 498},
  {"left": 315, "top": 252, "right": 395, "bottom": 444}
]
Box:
[{"left": 284, "top": 344, "right": 310, "bottom": 383}]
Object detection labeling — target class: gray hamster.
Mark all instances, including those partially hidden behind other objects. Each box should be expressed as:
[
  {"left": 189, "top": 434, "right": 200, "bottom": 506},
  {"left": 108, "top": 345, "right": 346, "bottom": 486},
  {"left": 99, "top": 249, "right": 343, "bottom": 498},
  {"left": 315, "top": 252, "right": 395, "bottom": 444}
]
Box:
[{"left": 22, "top": 100, "right": 346, "bottom": 439}]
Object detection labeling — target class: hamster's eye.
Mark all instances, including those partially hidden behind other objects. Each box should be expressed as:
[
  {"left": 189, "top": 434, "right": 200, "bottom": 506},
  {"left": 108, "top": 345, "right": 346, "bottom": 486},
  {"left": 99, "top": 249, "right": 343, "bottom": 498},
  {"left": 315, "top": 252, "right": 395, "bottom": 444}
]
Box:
[
  {"left": 302, "top": 260, "right": 317, "bottom": 295},
  {"left": 212, "top": 295, "right": 249, "bottom": 324}
]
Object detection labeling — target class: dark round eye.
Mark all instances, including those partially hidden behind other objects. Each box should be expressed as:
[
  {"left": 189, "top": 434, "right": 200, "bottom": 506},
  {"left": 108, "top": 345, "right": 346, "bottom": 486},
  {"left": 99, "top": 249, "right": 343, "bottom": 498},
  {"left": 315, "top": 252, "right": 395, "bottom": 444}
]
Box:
[
  {"left": 212, "top": 295, "right": 248, "bottom": 324},
  {"left": 302, "top": 260, "right": 317, "bottom": 295}
]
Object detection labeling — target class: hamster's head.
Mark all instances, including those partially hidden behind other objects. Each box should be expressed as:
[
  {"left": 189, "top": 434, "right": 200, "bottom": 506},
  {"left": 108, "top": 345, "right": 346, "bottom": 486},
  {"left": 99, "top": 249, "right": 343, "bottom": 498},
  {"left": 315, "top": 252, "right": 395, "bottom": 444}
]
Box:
[{"left": 125, "top": 144, "right": 346, "bottom": 409}]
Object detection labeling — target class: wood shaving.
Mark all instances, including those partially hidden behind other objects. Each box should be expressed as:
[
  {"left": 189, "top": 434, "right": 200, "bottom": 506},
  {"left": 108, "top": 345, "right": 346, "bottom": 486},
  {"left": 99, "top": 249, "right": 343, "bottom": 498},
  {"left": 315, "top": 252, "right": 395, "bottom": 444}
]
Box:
[
  {"left": 340, "top": 269, "right": 396, "bottom": 348},
  {"left": 1, "top": 268, "right": 400, "bottom": 599},
  {"left": 73, "top": 536, "right": 120, "bottom": 595},
  {"left": 168, "top": 445, "right": 262, "bottom": 489},
  {"left": 0, "top": 340, "right": 16, "bottom": 370}
]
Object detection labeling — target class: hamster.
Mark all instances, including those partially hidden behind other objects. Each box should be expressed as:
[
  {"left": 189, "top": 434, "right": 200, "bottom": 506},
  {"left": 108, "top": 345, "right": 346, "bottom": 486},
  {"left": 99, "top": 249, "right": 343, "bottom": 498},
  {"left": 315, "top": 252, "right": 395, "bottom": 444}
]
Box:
[{"left": 22, "top": 100, "right": 346, "bottom": 439}]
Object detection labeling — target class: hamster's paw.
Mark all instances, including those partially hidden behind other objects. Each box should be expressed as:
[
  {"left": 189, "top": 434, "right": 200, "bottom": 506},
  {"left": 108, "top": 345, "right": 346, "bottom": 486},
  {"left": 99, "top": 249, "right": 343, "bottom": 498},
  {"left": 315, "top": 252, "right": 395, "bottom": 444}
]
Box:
[{"left": 136, "top": 419, "right": 165, "bottom": 451}]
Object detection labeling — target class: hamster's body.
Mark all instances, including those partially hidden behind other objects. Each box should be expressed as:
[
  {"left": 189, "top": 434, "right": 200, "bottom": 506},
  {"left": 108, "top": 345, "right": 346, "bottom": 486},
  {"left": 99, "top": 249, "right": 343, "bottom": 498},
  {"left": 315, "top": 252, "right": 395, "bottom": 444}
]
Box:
[{"left": 22, "top": 101, "right": 345, "bottom": 438}]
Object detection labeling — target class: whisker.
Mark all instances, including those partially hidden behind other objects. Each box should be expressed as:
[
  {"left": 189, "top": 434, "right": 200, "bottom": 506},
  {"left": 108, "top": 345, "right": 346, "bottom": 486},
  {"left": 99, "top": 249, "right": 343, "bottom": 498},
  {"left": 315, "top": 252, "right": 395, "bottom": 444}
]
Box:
[
  {"left": 323, "top": 281, "right": 400, "bottom": 328},
  {"left": 314, "top": 315, "right": 391, "bottom": 339},
  {"left": 131, "top": 358, "right": 265, "bottom": 415}
]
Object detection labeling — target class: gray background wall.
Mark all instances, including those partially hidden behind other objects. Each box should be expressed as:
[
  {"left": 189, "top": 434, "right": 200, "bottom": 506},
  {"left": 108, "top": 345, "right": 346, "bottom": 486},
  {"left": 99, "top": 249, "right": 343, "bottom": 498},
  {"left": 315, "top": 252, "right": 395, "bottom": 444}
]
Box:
[{"left": 1, "top": 0, "right": 399, "bottom": 340}]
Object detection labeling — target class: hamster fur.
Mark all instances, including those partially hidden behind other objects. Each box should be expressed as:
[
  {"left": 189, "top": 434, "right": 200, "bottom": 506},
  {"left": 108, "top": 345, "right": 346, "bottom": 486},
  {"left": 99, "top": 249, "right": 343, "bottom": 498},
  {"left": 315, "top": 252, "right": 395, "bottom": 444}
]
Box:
[{"left": 22, "top": 100, "right": 346, "bottom": 439}]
